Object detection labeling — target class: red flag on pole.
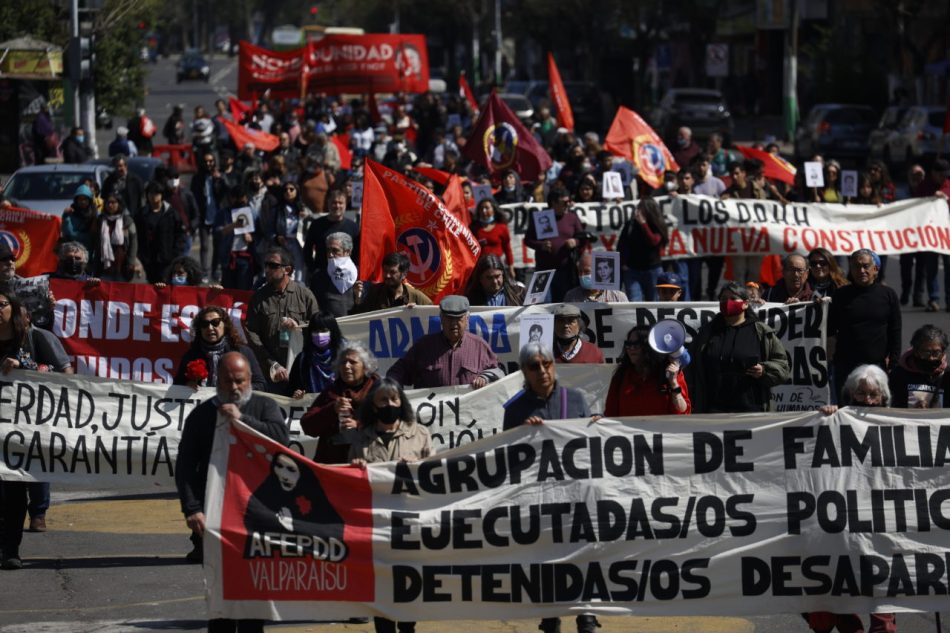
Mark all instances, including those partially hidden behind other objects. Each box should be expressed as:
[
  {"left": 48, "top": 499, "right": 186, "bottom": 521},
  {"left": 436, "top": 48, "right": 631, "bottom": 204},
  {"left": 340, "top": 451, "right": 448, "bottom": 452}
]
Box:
[
  {"left": 442, "top": 174, "right": 472, "bottom": 227},
  {"left": 1, "top": 207, "right": 61, "bottom": 276},
  {"left": 331, "top": 135, "right": 352, "bottom": 170},
  {"left": 547, "top": 53, "right": 574, "bottom": 132},
  {"left": 410, "top": 164, "right": 452, "bottom": 186},
  {"left": 462, "top": 91, "right": 553, "bottom": 182},
  {"left": 735, "top": 145, "right": 797, "bottom": 185},
  {"left": 458, "top": 72, "right": 479, "bottom": 114},
  {"left": 220, "top": 118, "right": 279, "bottom": 152},
  {"left": 228, "top": 97, "right": 251, "bottom": 123},
  {"left": 359, "top": 160, "right": 480, "bottom": 300},
  {"left": 604, "top": 106, "right": 679, "bottom": 189}
]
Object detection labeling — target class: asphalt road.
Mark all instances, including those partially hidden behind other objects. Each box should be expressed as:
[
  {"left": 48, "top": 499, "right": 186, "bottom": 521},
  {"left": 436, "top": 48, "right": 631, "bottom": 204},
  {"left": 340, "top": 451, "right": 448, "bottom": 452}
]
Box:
[{"left": 2, "top": 57, "right": 947, "bottom": 633}]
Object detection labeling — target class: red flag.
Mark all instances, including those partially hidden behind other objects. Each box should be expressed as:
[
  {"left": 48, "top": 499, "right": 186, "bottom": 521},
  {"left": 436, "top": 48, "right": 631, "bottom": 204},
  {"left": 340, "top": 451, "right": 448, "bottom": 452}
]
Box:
[
  {"left": 604, "top": 106, "right": 679, "bottom": 189},
  {"left": 1, "top": 207, "right": 61, "bottom": 276},
  {"left": 458, "top": 72, "right": 478, "bottom": 114},
  {"left": 547, "top": 53, "right": 574, "bottom": 132},
  {"left": 228, "top": 97, "right": 251, "bottom": 123},
  {"left": 331, "top": 134, "right": 352, "bottom": 170},
  {"left": 462, "top": 92, "right": 553, "bottom": 182},
  {"left": 442, "top": 174, "right": 472, "bottom": 227},
  {"left": 735, "top": 145, "right": 797, "bottom": 186},
  {"left": 220, "top": 118, "right": 279, "bottom": 152},
  {"left": 410, "top": 164, "right": 451, "bottom": 186},
  {"left": 360, "top": 160, "right": 480, "bottom": 300}
]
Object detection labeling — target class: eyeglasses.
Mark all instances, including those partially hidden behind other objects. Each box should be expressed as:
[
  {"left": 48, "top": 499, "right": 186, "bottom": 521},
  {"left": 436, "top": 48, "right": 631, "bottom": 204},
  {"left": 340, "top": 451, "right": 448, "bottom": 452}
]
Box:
[
  {"left": 198, "top": 318, "right": 223, "bottom": 328},
  {"left": 916, "top": 348, "right": 945, "bottom": 360},
  {"left": 264, "top": 261, "right": 285, "bottom": 269},
  {"left": 525, "top": 359, "right": 554, "bottom": 371},
  {"left": 624, "top": 339, "right": 646, "bottom": 348},
  {"left": 809, "top": 260, "right": 829, "bottom": 268}
]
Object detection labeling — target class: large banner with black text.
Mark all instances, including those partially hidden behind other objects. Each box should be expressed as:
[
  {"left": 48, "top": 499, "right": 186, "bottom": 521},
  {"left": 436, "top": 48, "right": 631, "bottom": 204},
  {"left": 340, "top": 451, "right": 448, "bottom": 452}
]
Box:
[
  {"left": 499, "top": 196, "right": 950, "bottom": 268},
  {"left": 204, "top": 410, "right": 950, "bottom": 620},
  {"left": 338, "top": 301, "right": 830, "bottom": 411}
]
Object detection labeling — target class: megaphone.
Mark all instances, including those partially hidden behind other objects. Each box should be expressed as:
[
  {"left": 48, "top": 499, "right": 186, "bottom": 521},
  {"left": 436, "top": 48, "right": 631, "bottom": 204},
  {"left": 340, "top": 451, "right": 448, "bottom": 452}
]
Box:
[{"left": 647, "top": 319, "right": 687, "bottom": 358}]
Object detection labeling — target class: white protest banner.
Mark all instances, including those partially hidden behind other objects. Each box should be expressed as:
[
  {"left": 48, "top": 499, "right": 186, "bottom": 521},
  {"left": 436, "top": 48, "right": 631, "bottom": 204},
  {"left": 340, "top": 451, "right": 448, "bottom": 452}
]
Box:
[
  {"left": 500, "top": 196, "right": 950, "bottom": 268},
  {"left": 205, "top": 408, "right": 950, "bottom": 621},
  {"left": 338, "top": 301, "right": 830, "bottom": 410},
  {"left": 0, "top": 365, "right": 608, "bottom": 486}
]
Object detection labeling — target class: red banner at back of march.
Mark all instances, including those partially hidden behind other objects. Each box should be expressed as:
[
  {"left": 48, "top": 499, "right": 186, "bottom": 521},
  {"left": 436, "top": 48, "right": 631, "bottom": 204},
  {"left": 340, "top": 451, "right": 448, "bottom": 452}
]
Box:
[
  {"left": 0, "top": 207, "right": 61, "bottom": 277},
  {"left": 238, "top": 35, "right": 429, "bottom": 100},
  {"left": 48, "top": 279, "right": 252, "bottom": 384},
  {"left": 218, "top": 421, "right": 374, "bottom": 601}
]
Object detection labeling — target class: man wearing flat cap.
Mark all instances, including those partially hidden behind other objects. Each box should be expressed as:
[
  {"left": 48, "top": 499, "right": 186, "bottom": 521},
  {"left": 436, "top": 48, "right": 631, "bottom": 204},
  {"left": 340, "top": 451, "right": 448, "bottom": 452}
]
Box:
[
  {"left": 552, "top": 303, "right": 604, "bottom": 364},
  {"left": 386, "top": 295, "right": 505, "bottom": 389}
]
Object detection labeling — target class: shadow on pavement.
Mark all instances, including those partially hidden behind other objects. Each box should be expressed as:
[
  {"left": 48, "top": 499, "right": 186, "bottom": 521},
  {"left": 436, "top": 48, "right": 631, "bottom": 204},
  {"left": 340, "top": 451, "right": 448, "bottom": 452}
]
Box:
[{"left": 26, "top": 555, "right": 195, "bottom": 570}]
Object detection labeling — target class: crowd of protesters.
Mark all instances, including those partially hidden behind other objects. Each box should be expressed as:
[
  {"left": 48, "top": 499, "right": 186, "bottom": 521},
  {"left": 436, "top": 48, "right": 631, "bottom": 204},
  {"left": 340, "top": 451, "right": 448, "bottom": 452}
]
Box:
[{"left": 2, "top": 87, "right": 950, "bottom": 633}]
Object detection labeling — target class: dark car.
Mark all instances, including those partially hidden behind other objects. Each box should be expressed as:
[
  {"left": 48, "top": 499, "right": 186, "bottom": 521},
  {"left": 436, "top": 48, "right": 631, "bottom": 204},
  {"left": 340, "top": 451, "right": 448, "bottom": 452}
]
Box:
[
  {"left": 177, "top": 51, "right": 210, "bottom": 83},
  {"left": 651, "top": 88, "right": 734, "bottom": 142},
  {"left": 794, "top": 104, "right": 876, "bottom": 161}
]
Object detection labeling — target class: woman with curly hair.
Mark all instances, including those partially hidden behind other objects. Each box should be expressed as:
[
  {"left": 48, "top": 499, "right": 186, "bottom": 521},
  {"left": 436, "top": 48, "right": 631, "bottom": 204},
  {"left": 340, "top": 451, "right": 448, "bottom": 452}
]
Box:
[{"left": 174, "top": 305, "right": 266, "bottom": 390}]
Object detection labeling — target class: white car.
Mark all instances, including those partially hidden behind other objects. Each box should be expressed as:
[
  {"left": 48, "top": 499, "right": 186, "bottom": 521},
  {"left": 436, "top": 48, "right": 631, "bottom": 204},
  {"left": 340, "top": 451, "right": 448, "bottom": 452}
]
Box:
[{"left": 1, "top": 163, "right": 112, "bottom": 216}]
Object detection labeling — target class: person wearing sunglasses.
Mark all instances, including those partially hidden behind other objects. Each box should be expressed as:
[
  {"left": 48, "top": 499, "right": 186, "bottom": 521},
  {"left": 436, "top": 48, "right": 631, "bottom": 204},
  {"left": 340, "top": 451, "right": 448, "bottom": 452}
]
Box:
[
  {"left": 174, "top": 305, "right": 266, "bottom": 392},
  {"left": 501, "top": 341, "right": 598, "bottom": 633},
  {"left": 605, "top": 325, "right": 690, "bottom": 416},
  {"left": 806, "top": 247, "right": 848, "bottom": 300}
]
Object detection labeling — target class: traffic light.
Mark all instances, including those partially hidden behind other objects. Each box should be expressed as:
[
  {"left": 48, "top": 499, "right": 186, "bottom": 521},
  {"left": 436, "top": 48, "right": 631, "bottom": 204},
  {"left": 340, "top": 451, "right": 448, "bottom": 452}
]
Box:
[{"left": 66, "top": 35, "right": 95, "bottom": 81}]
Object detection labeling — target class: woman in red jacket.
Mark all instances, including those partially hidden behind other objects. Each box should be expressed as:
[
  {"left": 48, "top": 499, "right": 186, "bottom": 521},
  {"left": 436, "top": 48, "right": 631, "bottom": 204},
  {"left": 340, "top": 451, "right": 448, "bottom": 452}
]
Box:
[
  {"left": 470, "top": 198, "right": 515, "bottom": 279},
  {"left": 605, "top": 325, "right": 690, "bottom": 416}
]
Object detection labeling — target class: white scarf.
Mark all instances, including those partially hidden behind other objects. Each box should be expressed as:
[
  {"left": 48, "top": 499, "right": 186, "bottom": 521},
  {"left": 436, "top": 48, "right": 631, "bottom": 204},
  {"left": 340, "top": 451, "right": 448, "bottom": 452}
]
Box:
[
  {"left": 99, "top": 214, "right": 125, "bottom": 268},
  {"left": 327, "top": 256, "right": 357, "bottom": 294}
]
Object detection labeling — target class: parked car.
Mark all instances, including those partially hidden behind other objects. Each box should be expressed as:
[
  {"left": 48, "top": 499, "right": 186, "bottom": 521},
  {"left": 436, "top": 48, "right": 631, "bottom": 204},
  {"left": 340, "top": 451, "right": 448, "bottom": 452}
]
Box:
[
  {"left": 177, "top": 50, "right": 210, "bottom": 83},
  {"left": 481, "top": 93, "right": 534, "bottom": 124},
  {"left": 651, "top": 88, "right": 734, "bottom": 143},
  {"left": 88, "top": 156, "right": 164, "bottom": 185},
  {"left": 1, "top": 163, "right": 112, "bottom": 216},
  {"left": 868, "top": 106, "right": 908, "bottom": 164},
  {"left": 883, "top": 105, "right": 950, "bottom": 167},
  {"left": 794, "top": 104, "right": 876, "bottom": 161}
]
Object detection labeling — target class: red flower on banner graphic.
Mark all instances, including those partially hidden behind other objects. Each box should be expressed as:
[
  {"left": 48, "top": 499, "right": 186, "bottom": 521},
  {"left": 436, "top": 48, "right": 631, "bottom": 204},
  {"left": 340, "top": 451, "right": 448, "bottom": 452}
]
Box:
[
  {"left": 295, "top": 495, "right": 312, "bottom": 515},
  {"left": 185, "top": 359, "right": 209, "bottom": 384}
]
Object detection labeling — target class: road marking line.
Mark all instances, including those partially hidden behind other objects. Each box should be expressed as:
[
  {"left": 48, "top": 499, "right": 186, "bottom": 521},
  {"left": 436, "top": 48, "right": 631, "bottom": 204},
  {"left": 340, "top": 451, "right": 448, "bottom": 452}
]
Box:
[{"left": 211, "top": 60, "right": 236, "bottom": 86}]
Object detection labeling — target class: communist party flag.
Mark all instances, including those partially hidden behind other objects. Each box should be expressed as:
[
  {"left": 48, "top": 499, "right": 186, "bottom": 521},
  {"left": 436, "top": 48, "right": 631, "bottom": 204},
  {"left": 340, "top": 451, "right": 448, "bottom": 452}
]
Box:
[
  {"left": 463, "top": 91, "right": 552, "bottom": 182},
  {"left": 458, "top": 72, "right": 478, "bottom": 114},
  {"left": 735, "top": 145, "right": 797, "bottom": 185},
  {"left": 220, "top": 118, "right": 279, "bottom": 152},
  {"left": 604, "top": 106, "right": 679, "bottom": 189},
  {"left": 360, "top": 160, "right": 480, "bottom": 301},
  {"left": 547, "top": 53, "right": 574, "bottom": 132},
  {"left": 0, "top": 207, "right": 60, "bottom": 276}
]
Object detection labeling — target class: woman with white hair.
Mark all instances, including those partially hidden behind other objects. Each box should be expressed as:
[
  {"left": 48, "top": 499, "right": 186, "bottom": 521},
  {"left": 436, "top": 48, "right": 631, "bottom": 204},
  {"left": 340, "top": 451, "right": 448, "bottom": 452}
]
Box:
[
  {"left": 300, "top": 340, "right": 380, "bottom": 464},
  {"left": 807, "top": 364, "right": 896, "bottom": 633}
]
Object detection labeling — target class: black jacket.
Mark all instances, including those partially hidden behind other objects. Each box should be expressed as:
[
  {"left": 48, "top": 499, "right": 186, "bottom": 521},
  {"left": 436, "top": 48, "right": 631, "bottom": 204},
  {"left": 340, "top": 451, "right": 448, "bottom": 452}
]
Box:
[
  {"left": 102, "top": 171, "right": 145, "bottom": 216},
  {"left": 175, "top": 394, "right": 288, "bottom": 516},
  {"left": 189, "top": 169, "right": 228, "bottom": 226},
  {"left": 135, "top": 202, "right": 185, "bottom": 268}
]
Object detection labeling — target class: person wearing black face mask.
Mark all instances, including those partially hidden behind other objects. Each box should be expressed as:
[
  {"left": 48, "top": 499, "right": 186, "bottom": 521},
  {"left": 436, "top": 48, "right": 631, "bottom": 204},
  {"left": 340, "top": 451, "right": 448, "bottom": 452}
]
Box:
[
  {"left": 49, "top": 242, "right": 99, "bottom": 285},
  {"left": 888, "top": 324, "right": 949, "bottom": 409},
  {"left": 686, "top": 281, "right": 790, "bottom": 413},
  {"left": 350, "top": 376, "right": 431, "bottom": 633}
]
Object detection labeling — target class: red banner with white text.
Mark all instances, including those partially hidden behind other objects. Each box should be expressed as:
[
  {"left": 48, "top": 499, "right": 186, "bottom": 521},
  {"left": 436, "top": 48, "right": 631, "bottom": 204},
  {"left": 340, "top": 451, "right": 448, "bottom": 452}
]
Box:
[
  {"left": 238, "top": 35, "right": 429, "bottom": 100},
  {"left": 49, "top": 279, "right": 252, "bottom": 384}
]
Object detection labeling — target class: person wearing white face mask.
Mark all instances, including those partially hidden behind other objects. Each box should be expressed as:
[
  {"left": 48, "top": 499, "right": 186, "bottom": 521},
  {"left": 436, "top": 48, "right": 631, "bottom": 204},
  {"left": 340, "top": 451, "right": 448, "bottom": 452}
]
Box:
[{"left": 309, "top": 232, "right": 358, "bottom": 317}]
